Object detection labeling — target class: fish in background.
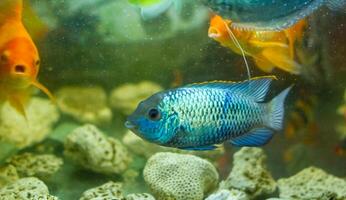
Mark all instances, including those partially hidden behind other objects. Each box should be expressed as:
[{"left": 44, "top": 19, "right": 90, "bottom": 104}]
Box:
[
  {"left": 284, "top": 91, "right": 319, "bottom": 145},
  {"left": 125, "top": 76, "right": 292, "bottom": 150},
  {"left": 202, "top": 0, "right": 346, "bottom": 31},
  {"left": 0, "top": 0, "right": 54, "bottom": 118},
  {"left": 208, "top": 15, "right": 307, "bottom": 75},
  {"left": 128, "top": 0, "right": 183, "bottom": 20}
]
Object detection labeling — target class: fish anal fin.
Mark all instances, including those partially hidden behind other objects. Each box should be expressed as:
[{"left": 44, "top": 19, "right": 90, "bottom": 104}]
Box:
[
  {"left": 230, "top": 128, "right": 274, "bottom": 147},
  {"left": 8, "top": 95, "right": 27, "bottom": 120},
  {"left": 249, "top": 40, "right": 288, "bottom": 48},
  {"left": 261, "top": 48, "right": 301, "bottom": 74},
  {"left": 253, "top": 56, "right": 275, "bottom": 73}
]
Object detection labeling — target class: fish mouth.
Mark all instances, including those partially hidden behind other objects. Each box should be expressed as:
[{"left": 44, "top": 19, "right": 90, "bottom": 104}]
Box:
[
  {"left": 208, "top": 27, "right": 221, "bottom": 38},
  {"left": 124, "top": 121, "right": 137, "bottom": 130}
]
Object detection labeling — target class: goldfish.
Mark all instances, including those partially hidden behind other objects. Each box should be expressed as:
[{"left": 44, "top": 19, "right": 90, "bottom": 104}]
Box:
[
  {"left": 0, "top": 0, "right": 54, "bottom": 117},
  {"left": 125, "top": 76, "right": 291, "bottom": 150},
  {"left": 202, "top": 0, "right": 346, "bottom": 30},
  {"left": 128, "top": 0, "right": 182, "bottom": 20},
  {"left": 208, "top": 15, "right": 307, "bottom": 74}
]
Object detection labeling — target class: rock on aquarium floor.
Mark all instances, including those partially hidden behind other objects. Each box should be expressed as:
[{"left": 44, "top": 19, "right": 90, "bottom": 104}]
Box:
[{"left": 1, "top": 122, "right": 346, "bottom": 200}]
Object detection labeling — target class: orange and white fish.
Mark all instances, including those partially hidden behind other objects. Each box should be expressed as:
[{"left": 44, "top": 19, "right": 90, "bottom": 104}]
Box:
[
  {"left": 208, "top": 15, "right": 307, "bottom": 74},
  {"left": 0, "top": 0, "right": 54, "bottom": 117}
]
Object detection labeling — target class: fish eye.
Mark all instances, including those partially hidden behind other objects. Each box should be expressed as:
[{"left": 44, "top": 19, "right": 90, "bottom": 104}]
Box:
[
  {"left": 148, "top": 108, "right": 161, "bottom": 121},
  {"left": 35, "top": 60, "right": 40, "bottom": 66},
  {"left": 1, "top": 53, "right": 8, "bottom": 63}
]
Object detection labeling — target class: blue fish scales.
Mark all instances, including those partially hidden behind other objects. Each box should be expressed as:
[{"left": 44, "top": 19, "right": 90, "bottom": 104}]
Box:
[{"left": 125, "top": 77, "right": 292, "bottom": 150}]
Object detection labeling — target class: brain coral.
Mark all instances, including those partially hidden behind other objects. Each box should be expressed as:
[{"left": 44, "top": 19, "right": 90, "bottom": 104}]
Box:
[{"left": 143, "top": 152, "right": 219, "bottom": 200}]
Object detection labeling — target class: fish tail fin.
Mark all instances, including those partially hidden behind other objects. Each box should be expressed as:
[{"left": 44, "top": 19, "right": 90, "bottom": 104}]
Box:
[
  {"left": 265, "top": 86, "right": 292, "bottom": 131},
  {"left": 261, "top": 48, "right": 301, "bottom": 74},
  {"left": 326, "top": 0, "right": 346, "bottom": 11}
]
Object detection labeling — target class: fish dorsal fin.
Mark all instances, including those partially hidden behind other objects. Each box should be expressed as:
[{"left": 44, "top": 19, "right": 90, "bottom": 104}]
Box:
[
  {"left": 186, "top": 76, "right": 277, "bottom": 102},
  {"left": 0, "top": 0, "right": 22, "bottom": 22}
]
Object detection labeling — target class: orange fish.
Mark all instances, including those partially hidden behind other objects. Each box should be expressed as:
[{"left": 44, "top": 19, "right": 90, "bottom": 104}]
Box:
[
  {"left": 208, "top": 15, "right": 307, "bottom": 74},
  {"left": 0, "top": 0, "right": 54, "bottom": 118}
]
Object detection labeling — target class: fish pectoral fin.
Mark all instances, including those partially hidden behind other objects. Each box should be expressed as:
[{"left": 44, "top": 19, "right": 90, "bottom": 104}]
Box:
[
  {"left": 179, "top": 145, "right": 219, "bottom": 151},
  {"left": 229, "top": 128, "right": 274, "bottom": 147},
  {"left": 261, "top": 48, "right": 301, "bottom": 74},
  {"left": 8, "top": 95, "right": 27, "bottom": 120},
  {"left": 31, "top": 80, "right": 56, "bottom": 104},
  {"left": 253, "top": 56, "right": 275, "bottom": 73}
]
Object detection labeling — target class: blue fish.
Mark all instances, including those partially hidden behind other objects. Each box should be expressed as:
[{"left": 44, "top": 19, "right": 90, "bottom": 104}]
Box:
[
  {"left": 125, "top": 76, "right": 292, "bottom": 150},
  {"left": 203, "top": 0, "right": 346, "bottom": 30}
]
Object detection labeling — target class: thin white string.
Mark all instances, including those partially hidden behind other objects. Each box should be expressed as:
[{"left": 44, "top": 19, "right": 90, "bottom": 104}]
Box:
[{"left": 223, "top": 21, "right": 252, "bottom": 82}]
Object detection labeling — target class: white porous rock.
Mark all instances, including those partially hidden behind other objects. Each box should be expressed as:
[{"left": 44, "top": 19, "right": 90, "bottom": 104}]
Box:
[
  {"left": 79, "top": 181, "right": 124, "bottom": 200},
  {"left": 56, "top": 86, "right": 112, "bottom": 125},
  {"left": 220, "top": 147, "right": 276, "bottom": 198},
  {"left": 6, "top": 153, "right": 63, "bottom": 179},
  {"left": 278, "top": 166, "right": 346, "bottom": 200},
  {"left": 64, "top": 124, "right": 131, "bottom": 174},
  {"left": 0, "top": 165, "right": 19, "bottom": 188},
  {"left": 110, "top": 81, "right": 163, "bottom": 115},
  {"left": 0, "top": 177, "right": 58, "bottom": 200},
  {"left": 143, "top": 152, "right": 219, "bottom": 200},
  {"left": 205, "top": 189, "right": 250, "bottom": 200},
  {"left": 0, "top": 97, "right": 59, "bottom": 148},
  {"left": 126, "top": 193, "right": 156, "bottom": 200}
]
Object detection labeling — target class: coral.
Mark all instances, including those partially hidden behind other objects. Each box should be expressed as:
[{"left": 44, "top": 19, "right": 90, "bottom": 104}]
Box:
[
  {"left": 205, "top": 189, "right": 249, "bottom": 200},
  {"left": 126, "top": 193, "right": 156, "bottom": 200},
  {"left": 0, "top": 165, "right": 19, "bottom": 188},
  {"left": 123, "top": 131, "right": 224, "bottom": 162},
  {"left": 0, "top": 97, "right": 59, "bottom": 148},
  {"left": 79, "top": 181, "right": 124, "bottom": 200},
  {"left": 64, "top": 124, "right": 131, "bottom": 174},
  {"left": 143, "top": 152, "right": 218, "bottom": 200},
  {"left": 0, "top": 177, "right": 58, "bottom": 200},
  {"left": 277, "top": 166, "right": 346, "bottom": 200},
  {"left": 6, "top": 153, "right": 63, "bottom": 179},
  {"left": 220, "top": 147, "right": 276, "bottom": 198},
  {"left": 110, "top": 81, "right": 163, "bottom": 115},
  {"left": 56, "top": 86, "right": 112, "bottom": 125}
]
